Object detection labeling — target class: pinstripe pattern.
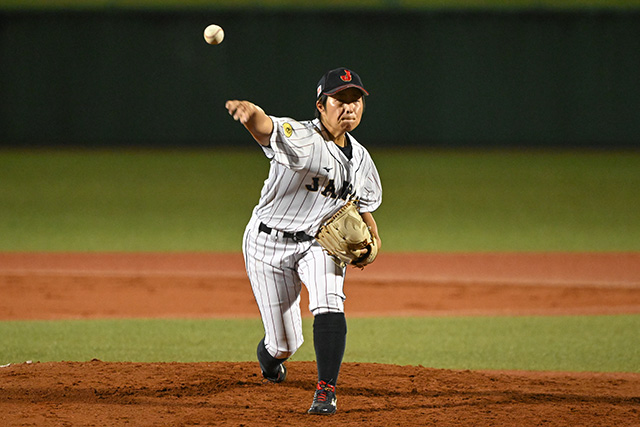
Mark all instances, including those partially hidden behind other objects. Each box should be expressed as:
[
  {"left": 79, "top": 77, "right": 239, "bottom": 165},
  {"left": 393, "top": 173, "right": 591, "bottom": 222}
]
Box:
[
  {"left": 243, "top": 215, "right": 345, "bottom": 359},
  {"left": 298, "top": 244, "right": 346, "bottom": 314},
  {"left": 242, "top": 116, "right": 381, "bottom": 360},
  {"left": 257, "top": 117, "right": 381, "bottom": 234}
]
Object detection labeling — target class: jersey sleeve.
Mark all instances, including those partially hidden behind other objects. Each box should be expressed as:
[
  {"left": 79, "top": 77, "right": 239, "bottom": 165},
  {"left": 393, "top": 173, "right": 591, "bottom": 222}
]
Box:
[
  {"left": 260, "top": 117, "right": 315, "bottom": 170},
  {"left": 357, "top": 152, "right": 383, "bottom": 213}
]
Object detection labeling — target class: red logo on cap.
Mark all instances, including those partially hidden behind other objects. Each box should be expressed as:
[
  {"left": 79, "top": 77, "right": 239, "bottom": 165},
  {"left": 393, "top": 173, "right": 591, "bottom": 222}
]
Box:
[{"left": 340, "top": 70, "right": 352, "bottom": 82}]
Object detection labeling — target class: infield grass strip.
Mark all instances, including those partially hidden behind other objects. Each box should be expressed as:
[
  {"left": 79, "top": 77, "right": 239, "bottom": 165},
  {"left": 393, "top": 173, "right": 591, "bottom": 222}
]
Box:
[
  {"left": 1, "top": 149, "right": 639, "bottom": 252},
  {"left": 1, "top": 315, "right": 638, "bottom": 373}
]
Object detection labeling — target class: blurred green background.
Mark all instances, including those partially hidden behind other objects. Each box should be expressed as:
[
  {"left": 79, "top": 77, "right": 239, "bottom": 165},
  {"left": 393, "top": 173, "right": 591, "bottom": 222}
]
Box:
[
  {"left": 2, "top": 2, "right": 640, "bottom": 148},
  {"left": 2, "top": 0, "right": 640, "bottom": 9},
  {"left": 0, "top": 0, "right": 640, "bottom": 9}
]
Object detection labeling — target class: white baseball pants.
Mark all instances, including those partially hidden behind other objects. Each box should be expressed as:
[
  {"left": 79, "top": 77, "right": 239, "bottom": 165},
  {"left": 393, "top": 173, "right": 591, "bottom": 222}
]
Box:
[{"left": 243, "top": 215, "right": 346, "bottom": 360}]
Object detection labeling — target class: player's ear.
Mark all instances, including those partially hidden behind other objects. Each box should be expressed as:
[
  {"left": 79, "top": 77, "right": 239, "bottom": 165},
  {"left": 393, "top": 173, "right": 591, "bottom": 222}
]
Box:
[{"left": 315, "top": 99, "right": 325, "bottom": 119}]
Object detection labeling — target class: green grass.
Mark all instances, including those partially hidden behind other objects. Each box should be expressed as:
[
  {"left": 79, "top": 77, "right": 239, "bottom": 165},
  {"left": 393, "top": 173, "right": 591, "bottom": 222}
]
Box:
[
  {"left": 2, "top": 315, "right": 638, "bottom": 372},
  {"left": 375, "top": 150, "right": 640, "bottom": 251},
  {"left": 1, "top": 149, "right": 639, "bottom": 252},
  {"left": 0, "top": 150, "right": 269, "bottom": 251}
]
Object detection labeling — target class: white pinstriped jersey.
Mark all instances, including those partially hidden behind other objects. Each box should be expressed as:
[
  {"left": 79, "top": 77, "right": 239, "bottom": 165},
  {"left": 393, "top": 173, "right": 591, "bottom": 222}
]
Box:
[{"left": 253, "top": 116, "right": 382, "bottom": 236}]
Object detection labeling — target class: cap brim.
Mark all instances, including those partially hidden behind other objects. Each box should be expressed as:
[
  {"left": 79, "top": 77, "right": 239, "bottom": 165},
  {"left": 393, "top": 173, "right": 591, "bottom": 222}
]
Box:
[{"left": 322, "top": 84, "right": 369, "bottom": 97}]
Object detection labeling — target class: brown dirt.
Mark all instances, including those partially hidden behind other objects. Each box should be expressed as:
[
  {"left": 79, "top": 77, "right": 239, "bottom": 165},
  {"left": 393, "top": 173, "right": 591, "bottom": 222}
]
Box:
[{"left": 1, "top": 252, "right": 639, "bottom": 426}]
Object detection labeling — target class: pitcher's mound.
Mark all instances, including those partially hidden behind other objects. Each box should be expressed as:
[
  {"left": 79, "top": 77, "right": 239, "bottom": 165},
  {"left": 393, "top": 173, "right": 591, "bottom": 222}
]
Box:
[{"left": 2, "top": 360, "right": 638, "bottom": 426}]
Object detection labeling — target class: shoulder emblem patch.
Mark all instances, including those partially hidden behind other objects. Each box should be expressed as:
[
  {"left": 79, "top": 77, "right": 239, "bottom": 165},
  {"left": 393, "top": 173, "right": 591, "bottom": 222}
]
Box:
[{"left": 283, "top": 123, "right": 293, "bottom": 138}]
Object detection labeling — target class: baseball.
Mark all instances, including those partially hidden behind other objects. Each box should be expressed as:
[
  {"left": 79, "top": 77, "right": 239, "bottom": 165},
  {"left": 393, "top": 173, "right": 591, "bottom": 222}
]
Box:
[{"left": 203, "top": 24, "right": 224, "bottom": 45}]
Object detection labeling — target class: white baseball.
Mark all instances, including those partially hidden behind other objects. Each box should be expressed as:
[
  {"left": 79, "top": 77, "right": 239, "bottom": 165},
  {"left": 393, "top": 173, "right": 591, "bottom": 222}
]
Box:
[{"left": 204, "top": 24, "right": 224, "bottom": 45}]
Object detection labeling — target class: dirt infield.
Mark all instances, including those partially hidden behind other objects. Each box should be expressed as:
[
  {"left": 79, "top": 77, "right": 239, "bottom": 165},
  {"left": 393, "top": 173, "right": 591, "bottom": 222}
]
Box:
[
  {"left": 2, "top": 361, "right": 639, "bottom": 426},
  {"left": 1, "top": 252, "right": 639, "bottom": 426}
]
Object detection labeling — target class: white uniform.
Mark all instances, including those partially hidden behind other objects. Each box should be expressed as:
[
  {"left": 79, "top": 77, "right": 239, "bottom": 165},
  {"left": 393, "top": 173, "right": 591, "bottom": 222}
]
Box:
[{"left": 243, "top": 116, "right": 382, "bottom": 360}]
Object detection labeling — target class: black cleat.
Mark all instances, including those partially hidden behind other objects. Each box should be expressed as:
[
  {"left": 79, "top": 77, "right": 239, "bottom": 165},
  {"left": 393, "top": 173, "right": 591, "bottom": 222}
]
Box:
[
  {"left": 307, "top": 381, "right": 337, "bottom": 415},
  {"left": 262, "top": 363, "right": 287, "bottom": 383}
]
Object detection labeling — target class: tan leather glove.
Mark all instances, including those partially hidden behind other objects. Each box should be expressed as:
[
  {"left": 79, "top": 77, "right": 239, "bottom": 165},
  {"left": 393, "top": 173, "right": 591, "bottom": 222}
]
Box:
[{"left": 315, "top": 201, "right": 378, "bottom": 269}]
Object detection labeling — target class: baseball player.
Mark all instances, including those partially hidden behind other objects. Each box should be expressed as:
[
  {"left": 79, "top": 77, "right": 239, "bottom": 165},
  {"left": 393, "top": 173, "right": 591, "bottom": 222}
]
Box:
[{"left": 225, "top": 67, "right": 382, "bottom": 415}]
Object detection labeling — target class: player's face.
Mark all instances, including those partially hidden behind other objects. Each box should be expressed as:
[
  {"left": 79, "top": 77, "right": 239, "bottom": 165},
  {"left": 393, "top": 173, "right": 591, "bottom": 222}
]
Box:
[{"left": 318, "top": 88, "right": 364, "bottom": 136}]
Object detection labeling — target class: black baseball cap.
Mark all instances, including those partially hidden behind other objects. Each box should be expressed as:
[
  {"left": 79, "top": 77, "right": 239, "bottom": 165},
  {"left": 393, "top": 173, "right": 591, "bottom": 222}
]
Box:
[{"left": 316, "top": 68, "right": 369, "bottom": 99}]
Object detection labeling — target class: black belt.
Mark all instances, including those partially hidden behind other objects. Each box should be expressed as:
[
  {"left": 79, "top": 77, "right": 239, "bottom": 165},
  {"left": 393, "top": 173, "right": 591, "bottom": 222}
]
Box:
[{"left": 259, "top": 223, "right": 314, "bottom": 242}]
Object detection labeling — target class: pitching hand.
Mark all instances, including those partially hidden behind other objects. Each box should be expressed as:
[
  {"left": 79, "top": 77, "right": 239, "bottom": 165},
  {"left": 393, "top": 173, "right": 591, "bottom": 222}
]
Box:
[
  {"left": 225, "top": 100, "right": 265, "bottom": 124},
  {"left": 225, "top": 100, "right": 273, "bottom": 146}
]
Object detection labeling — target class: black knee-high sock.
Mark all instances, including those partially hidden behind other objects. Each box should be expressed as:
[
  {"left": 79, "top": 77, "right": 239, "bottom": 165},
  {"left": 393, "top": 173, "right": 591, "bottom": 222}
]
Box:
[
  {"left": 313, "top": 312, "right": 347, "bottom": 386},
  {"left": 257, "top": 338, "right": 287, "bottom": 377}
]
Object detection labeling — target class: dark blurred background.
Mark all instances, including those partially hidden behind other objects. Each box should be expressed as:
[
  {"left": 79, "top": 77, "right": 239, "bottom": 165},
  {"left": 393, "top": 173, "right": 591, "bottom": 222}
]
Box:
[{"left": 1, "top": 2, "right": 639, "bottom": 149}]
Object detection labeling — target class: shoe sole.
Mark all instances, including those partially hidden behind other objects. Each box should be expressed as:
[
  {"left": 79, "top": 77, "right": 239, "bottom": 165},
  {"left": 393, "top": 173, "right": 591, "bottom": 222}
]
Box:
[
  {"left": 308, "top": 409, "right": 336, "bottom": 415},
  {"left": 263, "top": 364, "right": 287, "bottom": 383}
]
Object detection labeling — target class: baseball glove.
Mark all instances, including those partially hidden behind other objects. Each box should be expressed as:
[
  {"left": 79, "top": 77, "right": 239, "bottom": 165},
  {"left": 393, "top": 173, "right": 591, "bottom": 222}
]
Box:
[{"left": 315, "top": 201, "right": 378, "bottom": 269}]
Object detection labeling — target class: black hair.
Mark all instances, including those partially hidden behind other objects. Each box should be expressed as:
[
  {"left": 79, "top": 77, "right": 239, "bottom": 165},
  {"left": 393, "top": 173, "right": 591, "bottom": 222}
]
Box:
[{"left": 315, "top": 94, "right": 328, "bottom": 119}]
